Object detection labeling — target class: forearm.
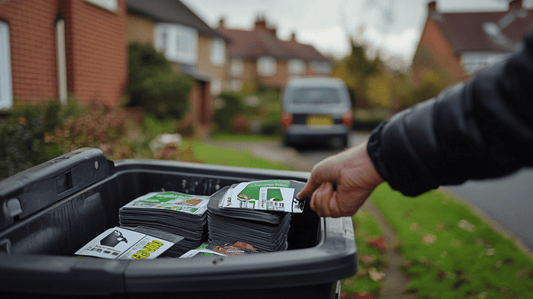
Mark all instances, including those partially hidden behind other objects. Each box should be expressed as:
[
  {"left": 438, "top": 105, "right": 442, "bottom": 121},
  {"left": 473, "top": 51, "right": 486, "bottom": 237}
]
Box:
[{"left": 368, "top": 33, "right": 533, "bottom": 196}]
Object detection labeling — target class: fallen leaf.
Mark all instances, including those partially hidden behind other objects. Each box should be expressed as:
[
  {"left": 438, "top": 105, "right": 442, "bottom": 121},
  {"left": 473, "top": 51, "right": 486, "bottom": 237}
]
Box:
[
  {"left": 360, "top": 254, "right": 376, "bottom": 266},
  {"left": 504, "top": 258, "right": 513, "bottom": 265},
  {"left": 485, "top": 248, "right": 496, "bottom": 256},
  {"left": 459, "top": 219, "right": 476, "bottom": 232},
  {"left": 419, "top": 256, "right": 430, "bottom": 265},
  {"left": 437, "top": 269, "right": 445, "bottom": 281},
  {"left": 368, "top": 268, "right": 386, "bottom": 282},
  {"left": 351, "top": 293, "right": 377, "bottom": 299},
  {"left": 401, "top": 260, "right": 414, "bottom": 267},
  {"left": 495, "top": 261, "right": 502, "bottom": 268},
  {"left": 441, "top": 251, "right": 448, "bottom": 258},
  {"left": 368, "top": 237, "right": 387, "bottom": 252},
  {"left": 403, "top": 210, "right": 412, "bottom": 218},
  {"left": 343, "top": 279, "right": 355, "bottom": 286},
  {"left": 435, "top": 223, "right": 445, "bottom": 231},
  {"left": 450, "top": 239, "right": 464, "bottom": 247},
  {"left": 409, "top": 223, "right": 422, "bottom": 231},
  {"left": 422, "top": 234, "right": 437, "bottom": 245},
  {"left": 393, "top": 240, "right": 404, "bottom": 252}
]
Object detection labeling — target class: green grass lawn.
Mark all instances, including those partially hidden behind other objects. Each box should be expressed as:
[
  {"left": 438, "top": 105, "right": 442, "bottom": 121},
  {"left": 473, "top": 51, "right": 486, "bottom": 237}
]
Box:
[
  {"left": 184, "top": 139, "right": 290, "bottom": 170},
  {"left": 210, "top": 133, "right": 281, "bottom": 142},
  {"left": 370, "top": 184, "right": 533, "bottom": 299},
  {"left": 342, "top": 210, "right": 386, "bottom": 297}
]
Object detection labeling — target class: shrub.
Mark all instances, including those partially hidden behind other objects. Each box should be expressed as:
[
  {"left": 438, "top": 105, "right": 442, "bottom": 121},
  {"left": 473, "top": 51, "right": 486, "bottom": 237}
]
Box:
[
  {"left": 127, "top": 43, "right": 172, "bottom": 106},
  {"left": 139, "top": 72, "right": 193, "bottom": 120},
  {"left": 127, "top": 43, "right": 193, "bottom": 120},
  {"left": 0, "top": 100, "right": 78, "bottom": 180},
  {"left": 213, "top": 91, "right": 245, "bottom": 132},
  {"left": 46, "top": 105, "right": 135, "bottom": 160}
]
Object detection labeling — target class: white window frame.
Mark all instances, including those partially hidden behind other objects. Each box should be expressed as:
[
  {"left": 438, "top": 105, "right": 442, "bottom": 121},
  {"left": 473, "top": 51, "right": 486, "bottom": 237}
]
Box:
[
  {"left": 85, "top": 0, "right": 118, "bottom": 12},
  {"left": 288, "top": 59, "right": 306, "bottom": 76},
  {"left": 230, "top": 58, "right": 243, "bottom": 77},
  {"left": 257, "top": 56, "right": 276, "bottom": 77},
  {"left": 460, "top": 52, "right": 510, "bottom": 75},
  {"left": 0, "top": 21, "right": 13, "bottom": 110},
  {"left": 210, "top": 38, "right": 225, "bottom": 67},
  {"left": 56, "top": 19, "right": 68, "bottom": 106},
  {"left": 154, "top": 23, "right": 198, "bottom": 65},
  {"left": 210, "top": 78, "right": 222, "bottom": 95},
  {"left": 230, "top": 79, "right": 242, "bottom": 91}
]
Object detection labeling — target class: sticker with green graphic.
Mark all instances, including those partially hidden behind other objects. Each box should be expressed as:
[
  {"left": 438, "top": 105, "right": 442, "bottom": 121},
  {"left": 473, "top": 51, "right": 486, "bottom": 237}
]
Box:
[
  {"left": 122, "top": 192, "right": 210, "bottom": 215},
  {"left": 220, "top": 180, "right": 303, "bottom": 213}
]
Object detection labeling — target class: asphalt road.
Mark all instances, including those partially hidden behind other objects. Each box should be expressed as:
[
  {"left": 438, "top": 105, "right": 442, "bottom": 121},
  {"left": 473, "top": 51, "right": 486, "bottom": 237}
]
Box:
[{"left": 443, "top": 168, "right": 533, "bottom": 251}]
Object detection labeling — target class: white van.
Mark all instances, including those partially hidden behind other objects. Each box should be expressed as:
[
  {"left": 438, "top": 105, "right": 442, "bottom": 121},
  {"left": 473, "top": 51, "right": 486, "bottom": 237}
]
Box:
[{"left": 281, "top": 77, "right": 353, "bottom": 148}]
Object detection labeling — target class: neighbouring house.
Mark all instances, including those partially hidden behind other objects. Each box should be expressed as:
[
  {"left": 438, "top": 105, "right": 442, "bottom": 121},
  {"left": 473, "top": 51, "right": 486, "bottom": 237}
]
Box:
[
  {"left": 0, "top": 0, "right": 128, "bottom": 109},
  {"left": 126, "top": 0, "right": 229, "bottom": 134},
  {"left": 412, "top": 0, "right": 533, "bottom": 86},
  {"left": 217, "top": 15, "right": 332, "bottom": 92}
]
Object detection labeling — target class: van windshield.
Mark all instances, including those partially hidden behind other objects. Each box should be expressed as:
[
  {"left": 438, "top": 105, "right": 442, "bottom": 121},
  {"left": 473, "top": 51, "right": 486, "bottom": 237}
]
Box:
[{"left": 290, "top": 87, "right": 341, "bottom": 105}]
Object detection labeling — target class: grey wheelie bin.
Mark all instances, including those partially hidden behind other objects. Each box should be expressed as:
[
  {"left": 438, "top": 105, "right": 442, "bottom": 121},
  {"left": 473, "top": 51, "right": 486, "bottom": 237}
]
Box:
[{"left": 0, "top": 148, "right": 357, "bottom": 298}]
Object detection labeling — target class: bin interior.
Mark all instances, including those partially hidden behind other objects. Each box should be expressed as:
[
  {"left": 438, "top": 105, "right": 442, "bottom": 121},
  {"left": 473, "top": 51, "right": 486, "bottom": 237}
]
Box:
[{"left": 0, "top": 162, "right": 320, "bottom": 257}]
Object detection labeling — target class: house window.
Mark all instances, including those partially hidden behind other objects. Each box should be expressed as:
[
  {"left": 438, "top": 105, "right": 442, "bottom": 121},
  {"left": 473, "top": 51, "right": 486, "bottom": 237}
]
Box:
[
  {"left": 310, "top": 61, "right": 331, "bottom": 74},
  {"left": 85, "top": 0, "right": 118, "bottom": 12},
  {"left": 230, "top": 79, "right": 242, "bottom": 91},
  {"left": 210, "top": 78, "right": 222, "bottom": 95},
  {"left": 210, "top": 38, "right": 225, "bottom": 67},
  {"left": 0, "top": 21, "right": 13, "bottom": 110},
  {"left": 230, "top": 58, "right": 243, "bottom": 77},
  {"left": 288, "top": 59, "right": 306, "bottom": 76},
  {"left": 257, "top": 56, "right": 276, "bottom": 77},
  {"left": 460, "top": 52, "right": 510, "bottom": 75},
  {"left": 154, "top": 23, "right": 198, "bottom": 65}
]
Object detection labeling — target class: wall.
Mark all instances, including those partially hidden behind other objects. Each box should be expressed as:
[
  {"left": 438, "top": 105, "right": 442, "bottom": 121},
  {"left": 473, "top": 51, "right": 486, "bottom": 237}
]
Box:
[
  {"left": 411, "top": 17, "right": 467, "bottom": 85},
  {"left": 0, "top": 0, "right": 60, "bottom": 103},
  {"left": 259, "top": 60, "right": 288, "bottom": 90},
  {"left": 197, "top": 33, "right": 226, "bottom": 93},
  {"left": 0, "top": 0, "right": 127, "bottom": 107},
  {"left": 126, "top": 13, "right": 154, "bottom": 45},
  {"left": 63, "top": 0, "right": 127, "bottom": 107}
]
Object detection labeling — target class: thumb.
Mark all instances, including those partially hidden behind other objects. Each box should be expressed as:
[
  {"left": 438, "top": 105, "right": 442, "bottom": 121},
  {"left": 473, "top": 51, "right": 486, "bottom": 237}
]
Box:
[{"left": 297, "top": 163, "right": 340, "bottom": 200}]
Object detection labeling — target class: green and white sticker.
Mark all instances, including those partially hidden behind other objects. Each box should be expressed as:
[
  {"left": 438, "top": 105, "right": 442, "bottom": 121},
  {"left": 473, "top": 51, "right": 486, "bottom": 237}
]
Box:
[{"left": 220, "top": 180, "right": 303, "bottom": 213}]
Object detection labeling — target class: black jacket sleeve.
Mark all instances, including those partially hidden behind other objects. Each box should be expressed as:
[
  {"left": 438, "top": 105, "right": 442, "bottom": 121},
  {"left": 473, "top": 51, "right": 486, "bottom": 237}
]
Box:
[{"left": 367, "top": 33, "right": 533, "bottom": 197}]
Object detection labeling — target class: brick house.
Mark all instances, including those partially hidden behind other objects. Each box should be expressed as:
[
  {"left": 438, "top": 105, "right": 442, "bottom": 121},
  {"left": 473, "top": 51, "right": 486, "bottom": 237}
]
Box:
[
  {"left": 412, "top": 0, "right": 533, "bottom": 86},
  {"left": 217, "top": 15, "right": 332, "bottom": 91},
  {"left": 0, "top": 0, "right": 128, "bottom": 109},
  {"left": 126, "top": 0, "right": 228, "bottom": 133}
]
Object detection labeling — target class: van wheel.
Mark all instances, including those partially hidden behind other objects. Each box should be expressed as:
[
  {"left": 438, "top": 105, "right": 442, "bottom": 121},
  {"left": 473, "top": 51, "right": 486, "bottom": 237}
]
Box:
[{"left": 282, "top": 135, "right": 292, "bottom": 147}]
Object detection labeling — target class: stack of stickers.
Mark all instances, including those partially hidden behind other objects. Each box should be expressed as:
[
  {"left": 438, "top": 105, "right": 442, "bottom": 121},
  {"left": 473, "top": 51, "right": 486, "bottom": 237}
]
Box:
[
  {"left": 207, "top": 180, "right": 305, "bottom": 252},
  {"left": 119, "top": 192, "right": 210, "bottom": 256}
]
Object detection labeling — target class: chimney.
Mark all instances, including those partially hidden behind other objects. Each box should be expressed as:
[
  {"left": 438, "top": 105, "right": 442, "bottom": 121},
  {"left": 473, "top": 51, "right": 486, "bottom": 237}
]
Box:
[
  {"left": 254, "top": 14, "right": 267, "bottom": 31},
  {"left": 290, "top": 31, "right": 296, "bottom": 41},
  {"left": 509, "top": 0, "right": 522, "bottom": 9},
  {"left": 218, "top": 17, "right": 225, "bottom": 29},
  {"left": 267, "top": 26, "right": 277, "bottom": 37},
  {"left": 428, "top": 1, "right": 436, "bottom": 13}
]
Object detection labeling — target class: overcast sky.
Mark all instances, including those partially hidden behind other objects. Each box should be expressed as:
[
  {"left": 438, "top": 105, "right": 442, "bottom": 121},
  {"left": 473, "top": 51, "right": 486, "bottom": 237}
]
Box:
[{"left": 182, "top": 0, "right": 532, "bottom": 63}]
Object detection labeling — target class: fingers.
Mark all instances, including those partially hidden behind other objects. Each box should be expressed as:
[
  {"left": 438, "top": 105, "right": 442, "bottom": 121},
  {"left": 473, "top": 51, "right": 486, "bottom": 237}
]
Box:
[
  {"left": 297, "top": 163, "right": 340, "bottom": 200},
  {"left": 310, "top": 182, "right": 343, "bottom": 218}
]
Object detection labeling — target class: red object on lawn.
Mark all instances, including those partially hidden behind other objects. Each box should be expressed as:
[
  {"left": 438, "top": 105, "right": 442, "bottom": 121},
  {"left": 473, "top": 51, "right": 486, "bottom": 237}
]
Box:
[{"left": 368, "top": 237, "right": 387, "bottom": 252}]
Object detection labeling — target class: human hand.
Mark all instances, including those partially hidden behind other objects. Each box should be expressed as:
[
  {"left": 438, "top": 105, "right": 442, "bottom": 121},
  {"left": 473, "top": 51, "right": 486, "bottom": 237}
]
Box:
[{"left": 297, "top": 141, "right": 384, "bottom": 217}]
